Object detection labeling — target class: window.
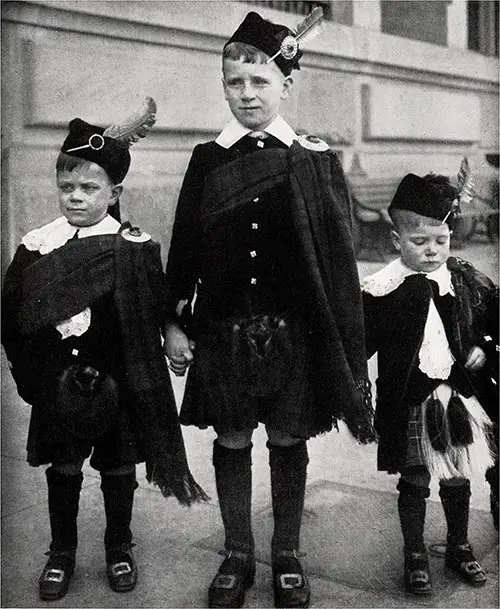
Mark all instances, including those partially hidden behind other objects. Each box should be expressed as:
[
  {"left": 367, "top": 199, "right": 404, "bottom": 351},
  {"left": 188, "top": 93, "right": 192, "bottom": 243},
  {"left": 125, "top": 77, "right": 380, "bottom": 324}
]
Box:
[
  {"left": 242, "top": 1, "right": 333, "bottom": 21},
  {"left": 380, "top": 0, "right": 448, "bottom": 46},
  {"left": 468, "top": 0, "right": 499, "bottom": 57}
]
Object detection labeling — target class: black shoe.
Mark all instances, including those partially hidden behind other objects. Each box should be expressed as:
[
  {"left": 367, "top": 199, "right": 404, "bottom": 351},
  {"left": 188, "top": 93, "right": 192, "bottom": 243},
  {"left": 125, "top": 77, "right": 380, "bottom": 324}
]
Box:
[
  {"left": 208, "top": 550, "right": 255, "bottom": 608},
  {"left": 106, "top": 543, "right": 138, "bottom": 592},
  {"left": 39, "top": 550, "right": 75, "bottom": 601},
  {"left": 404, "top": 550, "right": 432, "bottom": 596},
  {"left": 272, "top": 550, "right": 310, "bottom": 609},
  {"left": 445, "top": 543, "right": 487, "bottom": 587}
]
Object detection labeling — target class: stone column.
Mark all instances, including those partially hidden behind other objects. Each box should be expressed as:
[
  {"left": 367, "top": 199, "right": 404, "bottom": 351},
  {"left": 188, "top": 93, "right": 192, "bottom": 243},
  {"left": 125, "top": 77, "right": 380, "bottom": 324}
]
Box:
[
  {"left": 352, "top": 0, "right": 381, "bottom": 30},
  {"left": 447, "top": 0, "right": 468, "bottom": 50}
]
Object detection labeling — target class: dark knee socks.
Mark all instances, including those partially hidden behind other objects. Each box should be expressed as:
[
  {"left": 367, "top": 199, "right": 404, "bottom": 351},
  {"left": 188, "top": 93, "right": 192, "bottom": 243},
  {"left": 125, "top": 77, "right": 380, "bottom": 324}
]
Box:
[
  {"left": 100, "top": 472, "right": 137, "bottom": 552},
  {"left": 397, "top": 478, "right": 430, "bottom": 554},
  {"left": 46, "top": 467, "right": 83, "bottom": 553},
  {"left": 268, "top": 441, "right": 309, "bottom": 557},
  {"left": 213, "top": 441, "right": 254, "bottom": 554},
  {"left": 439, "top": 480, "right": 471, "bottom": 547}
]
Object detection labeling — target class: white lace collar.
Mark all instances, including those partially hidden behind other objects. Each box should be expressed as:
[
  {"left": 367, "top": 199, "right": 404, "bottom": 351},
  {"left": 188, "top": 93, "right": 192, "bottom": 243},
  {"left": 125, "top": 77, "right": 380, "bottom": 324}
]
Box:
[
  {"left": 215, "top": 115, "right": 297, "bottom": 149},
  {"left": 22, "top": 215, "right": 121, "bottom": 255},
  {"left": 361, "top": 257, "right": 454, "bottom": 298}
]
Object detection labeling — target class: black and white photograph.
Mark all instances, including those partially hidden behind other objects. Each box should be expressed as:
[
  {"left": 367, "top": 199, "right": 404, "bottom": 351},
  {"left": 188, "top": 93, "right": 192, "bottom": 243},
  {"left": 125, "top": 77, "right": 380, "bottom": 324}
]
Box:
[{"left": 1, "top": 1, "right": 499, "bottom": 607}]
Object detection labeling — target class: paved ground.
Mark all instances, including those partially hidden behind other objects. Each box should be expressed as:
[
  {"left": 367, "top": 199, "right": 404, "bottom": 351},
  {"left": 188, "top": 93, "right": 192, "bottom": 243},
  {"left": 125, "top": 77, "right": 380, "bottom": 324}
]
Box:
[{"left": 2, "top": 237, "right": 499, "bottom": 608}]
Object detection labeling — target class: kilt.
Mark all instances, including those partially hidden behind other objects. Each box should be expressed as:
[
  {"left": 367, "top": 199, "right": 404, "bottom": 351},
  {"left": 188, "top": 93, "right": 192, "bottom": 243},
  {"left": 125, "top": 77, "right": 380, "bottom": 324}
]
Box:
[
  {"left": 180, "top": 313, "right": 318, "bottom": 438},
  {"left": 404, "top": 405, "right": 426, "bottom": 469},
  {"left": 27, "top": 391, "right": 143, "bottom": 471},
  {"left": 403, "top": 384, "right": 494, "bottom": 478}
]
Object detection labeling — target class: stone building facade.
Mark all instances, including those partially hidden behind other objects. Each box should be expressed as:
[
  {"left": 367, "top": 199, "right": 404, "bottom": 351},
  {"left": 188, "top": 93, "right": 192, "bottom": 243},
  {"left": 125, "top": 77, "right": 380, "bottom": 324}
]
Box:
[{"left": 1, "top": 0, "right": 498, "bottom": 270}]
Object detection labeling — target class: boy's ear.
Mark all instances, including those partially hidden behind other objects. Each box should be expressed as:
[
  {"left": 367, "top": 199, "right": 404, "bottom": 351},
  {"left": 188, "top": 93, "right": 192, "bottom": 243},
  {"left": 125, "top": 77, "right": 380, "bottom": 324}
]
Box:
[
  {"left": 222, "top": 77, "right": 229, "bottom": 101},
  {"left": 281, "top": 76, "right": 294, "bottom": 100},
  {"left": 110, "top": 184, "right": 123, "bottom": 206},
  {"left": 391, "top": 229, "right": 401, "bottom": 251}
]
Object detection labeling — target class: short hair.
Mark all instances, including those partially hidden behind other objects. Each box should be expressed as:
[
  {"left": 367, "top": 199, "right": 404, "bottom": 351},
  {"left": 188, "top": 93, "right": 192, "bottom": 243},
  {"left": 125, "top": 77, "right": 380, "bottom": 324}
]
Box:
[
  {"left": 223, "top": 41, "right": 269, "bottom": 67},
  {"left": 389, "top": 173, "right": 457, "bottom": 231},
  {"left": 56, "top": 152, "right": 115, "bottom": 184},
  {"left": 391, "top": 209, "right": 447, "bottom": 232}
]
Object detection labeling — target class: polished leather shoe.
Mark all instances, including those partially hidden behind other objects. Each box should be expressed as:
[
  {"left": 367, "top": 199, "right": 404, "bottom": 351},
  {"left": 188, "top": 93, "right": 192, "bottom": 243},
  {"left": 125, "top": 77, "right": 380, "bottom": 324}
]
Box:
[
  {"left": 404, "top": 550, "right": 432, "bottom": 596},
  {"left": 208, "top": 550, "right": 255, "bottom": 608},
  {"left": 445, "top": 543, "right": 487, "bottom": 587},
  {"left": 106, "top": 543, "right": 138, "bottom": 592},
  {"left": 39, "top": 550, "right": 75, "bottom": 601},
  {"left": 272, "top": 550, "right": 310, "bottom": 608}
]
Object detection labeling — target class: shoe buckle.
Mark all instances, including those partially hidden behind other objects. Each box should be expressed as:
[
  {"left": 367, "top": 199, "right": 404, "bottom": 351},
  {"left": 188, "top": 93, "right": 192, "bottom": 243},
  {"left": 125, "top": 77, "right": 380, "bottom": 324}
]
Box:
[
  {"left": 43, "top": 569, "right": 65, "bottom": 583},
  {"left": 110, "top": 562, "right": 132, "bottom": 576},
  {"left": 213, "top": 574, "right": 236, "bottom": 589},
  {"left": 279, "top": 573, "right": 303, "bottom": 589},
  {"left": 465, "top": 561, "right": 481, "bottom": 573}
]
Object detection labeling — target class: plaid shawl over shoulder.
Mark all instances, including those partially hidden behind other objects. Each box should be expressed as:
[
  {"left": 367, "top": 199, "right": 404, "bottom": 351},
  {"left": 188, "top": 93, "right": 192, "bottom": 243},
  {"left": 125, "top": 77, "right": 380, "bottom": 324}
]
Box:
[
  {"left": 200, "top": 143, "right": 374, "bottom": 443},
  {"left": 9, "top": 232, "right": 208, "bottom": 505}
]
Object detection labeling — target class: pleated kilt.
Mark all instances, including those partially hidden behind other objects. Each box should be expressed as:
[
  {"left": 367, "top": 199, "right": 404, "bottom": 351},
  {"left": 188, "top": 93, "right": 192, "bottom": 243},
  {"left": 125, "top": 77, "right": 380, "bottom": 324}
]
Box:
[{"left": 179, "top": 312, "right": 320, "bottom": 438}]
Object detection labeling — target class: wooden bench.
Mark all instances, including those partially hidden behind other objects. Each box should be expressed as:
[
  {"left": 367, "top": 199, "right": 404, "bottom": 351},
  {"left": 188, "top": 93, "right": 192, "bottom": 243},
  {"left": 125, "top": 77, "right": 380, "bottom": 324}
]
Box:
[
  {"left": 348, "top": 172, "right": 499, "bottom": 259},
  {"left": 347, "top": 175, "right": 399, "bottom": 260},
  {"left": 452, "top": 193, "right": 499, "bottom": 243}
]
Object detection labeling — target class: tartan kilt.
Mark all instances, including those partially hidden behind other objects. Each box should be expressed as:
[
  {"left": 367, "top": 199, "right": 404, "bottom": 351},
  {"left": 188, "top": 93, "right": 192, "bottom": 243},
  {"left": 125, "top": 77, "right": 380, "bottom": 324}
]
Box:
[
  {"left": 179, "top": 312, "right": 322, "bottom": 438},
  {"left": 403, "top": 385, "right": 495, "bottom": 478},
  {"left": 404, "top": 405, "right": 427, "bottom": 468}
]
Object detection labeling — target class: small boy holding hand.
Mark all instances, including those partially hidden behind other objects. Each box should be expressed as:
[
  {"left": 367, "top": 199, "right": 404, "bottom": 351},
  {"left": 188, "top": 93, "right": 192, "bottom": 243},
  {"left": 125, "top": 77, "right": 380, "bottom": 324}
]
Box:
[{"left": 362, "top": 171, "right": 498, "bottom": 595}]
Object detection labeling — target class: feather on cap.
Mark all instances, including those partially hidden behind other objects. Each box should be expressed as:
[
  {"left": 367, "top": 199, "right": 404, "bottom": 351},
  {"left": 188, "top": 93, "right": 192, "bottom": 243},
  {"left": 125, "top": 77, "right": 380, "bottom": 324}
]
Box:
[
  {"left": 267, "top": 7, "right": 323, "bottom": 64},
  {"left": 224, "top": 10, "right": 322, "bottom": 76},
  {"left": 388, "top": 173, "right": 459, "bottom": 227},
  {"left": 103, "top": 97, "right": 157, "bottom": 148},
  {"left": 442, "top": 157, "right": 475, "bottom": 224},
  {"left": 60, "top": 97, "right": 156, "bottom": 184}
]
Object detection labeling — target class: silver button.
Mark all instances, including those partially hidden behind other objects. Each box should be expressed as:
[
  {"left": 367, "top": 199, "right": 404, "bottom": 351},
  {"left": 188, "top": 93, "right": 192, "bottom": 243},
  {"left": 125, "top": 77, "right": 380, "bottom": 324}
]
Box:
[
  {"left": 257, "top": 140, "right": 264, "bottom": 148},
  {"left": 250, "top": 277, "right": 257, "bottom": 285},
  {"left": 253, "top": 197, "right": 260, "bottom": 203},
  {"left": 250, "top": 250, "right": 257, "bottom": 258},
  {"left": 252, "top": 223, "right": 258, "bottom": 230}
]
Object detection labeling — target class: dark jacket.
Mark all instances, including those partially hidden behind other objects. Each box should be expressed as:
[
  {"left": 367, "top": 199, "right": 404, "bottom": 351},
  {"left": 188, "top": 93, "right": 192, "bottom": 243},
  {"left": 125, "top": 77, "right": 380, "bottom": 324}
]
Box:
[
  {"left": 2, "top": 229, "right": 207, "bottom": 504},
  {"left": 363, "top": 257, "right": 499, "bottom": 472},
  {"left": 166, "top": 136, "right": 375, "bottom": 442}
]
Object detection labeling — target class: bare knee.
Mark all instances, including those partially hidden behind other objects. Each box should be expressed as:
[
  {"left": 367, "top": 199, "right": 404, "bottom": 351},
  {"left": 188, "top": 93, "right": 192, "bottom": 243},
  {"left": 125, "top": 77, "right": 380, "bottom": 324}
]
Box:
[
  {"left": 266, "top": 427, "right": 303, "bottom": 447},
  {"left": 399, "top": 467, "right": 431, "bottom": 490},
  {"left": 102, "top": 464, "right": 136, "bottom": 476},
  {"left": 440, "top": 477, "right": 469, "bottom": 487},
  {"left": 217, "top": 429, "right": 253, "bottom": 449},
  {"left": 51, "top": 460, "right": 84, "bottom": 476}
]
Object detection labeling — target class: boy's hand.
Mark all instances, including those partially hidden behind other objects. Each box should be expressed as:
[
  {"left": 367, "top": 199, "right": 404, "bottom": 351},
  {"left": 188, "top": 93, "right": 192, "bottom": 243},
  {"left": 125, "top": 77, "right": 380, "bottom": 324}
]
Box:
[
  {"left": 464, "top": 346, "right": 487, "bottom": 371},
  {"left": 164, "top": 323, "right": 196, "bottom": 376}
]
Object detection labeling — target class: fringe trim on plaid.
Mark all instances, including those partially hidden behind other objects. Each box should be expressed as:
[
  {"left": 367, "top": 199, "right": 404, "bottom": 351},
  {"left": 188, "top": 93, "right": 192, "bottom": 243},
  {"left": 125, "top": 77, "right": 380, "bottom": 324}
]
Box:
[
  {"left": 146, "top": 464, "right": 210, "bottom": 507},
  {"left": 342, "top": 378, "right": 377, "bottom": 444},
  {"left": 421, "top": 383, "right": 494, "bottom": 479}
]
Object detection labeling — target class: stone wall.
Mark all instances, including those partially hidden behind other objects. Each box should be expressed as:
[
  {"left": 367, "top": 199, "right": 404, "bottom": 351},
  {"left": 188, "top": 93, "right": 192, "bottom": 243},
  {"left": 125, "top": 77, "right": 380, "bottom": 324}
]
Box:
[{"left": 1, "top": 0, "right": 498, "bottom": 271}]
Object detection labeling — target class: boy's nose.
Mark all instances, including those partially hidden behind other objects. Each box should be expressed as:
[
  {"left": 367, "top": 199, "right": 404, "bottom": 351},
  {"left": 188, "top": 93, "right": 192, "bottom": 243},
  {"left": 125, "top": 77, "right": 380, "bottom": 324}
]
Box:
[
  {"left": 69, "top": 190, "right": 83, "bottom": 201},
  {"left": 241, "top": 83, "right": 256, "bottom": 99}
]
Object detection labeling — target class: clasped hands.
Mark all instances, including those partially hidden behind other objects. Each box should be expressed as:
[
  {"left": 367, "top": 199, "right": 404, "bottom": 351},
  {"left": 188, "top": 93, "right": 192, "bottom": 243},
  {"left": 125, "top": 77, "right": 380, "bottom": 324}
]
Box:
[{"left": 164, "top": 323, "right": 196, "bottom": 376}]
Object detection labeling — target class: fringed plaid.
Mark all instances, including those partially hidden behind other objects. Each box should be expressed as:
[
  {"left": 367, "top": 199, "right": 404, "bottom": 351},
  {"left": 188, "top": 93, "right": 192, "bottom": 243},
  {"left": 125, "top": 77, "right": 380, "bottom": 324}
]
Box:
[
  {"left": 11, "top": 232, "right": 209, "bottom": 506},
  {"left": 201, "top": 143, "right": 375, "bottom": 443}
]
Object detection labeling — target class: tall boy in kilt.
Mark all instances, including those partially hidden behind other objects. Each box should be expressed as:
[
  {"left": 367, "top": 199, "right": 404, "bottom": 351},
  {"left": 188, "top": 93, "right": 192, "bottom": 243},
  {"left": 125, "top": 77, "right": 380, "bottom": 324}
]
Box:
[
  {"left": 2, "top": 100, "right": 207, "bottom": 602},
  {"left": 361, "top": 170, "right": 498, "bottom": 596},
  {"left": 163, "top": 10, "right": 375, "bottom": 609}
]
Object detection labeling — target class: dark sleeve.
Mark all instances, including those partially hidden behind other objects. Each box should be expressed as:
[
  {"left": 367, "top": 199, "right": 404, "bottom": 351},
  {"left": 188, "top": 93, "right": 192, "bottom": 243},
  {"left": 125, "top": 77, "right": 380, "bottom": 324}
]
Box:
[
  {"left": 328, "top": 150, "right": 355, "bottom": 232},
  {"left": 481, "top": 282, "right": 499, "bottom": 380},
  {"left": 142, "top": 239, "right": 168, "bottom": 326},
  {"left": 1, "top": 245, "right": 44, "bottom": 402},
  {"left": 362, "top": 291, "right": 383, "bottom": 359},
  {"left": 164, "top": 145, "right": 205, "bottom": 325}
]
